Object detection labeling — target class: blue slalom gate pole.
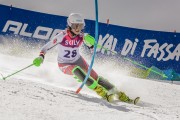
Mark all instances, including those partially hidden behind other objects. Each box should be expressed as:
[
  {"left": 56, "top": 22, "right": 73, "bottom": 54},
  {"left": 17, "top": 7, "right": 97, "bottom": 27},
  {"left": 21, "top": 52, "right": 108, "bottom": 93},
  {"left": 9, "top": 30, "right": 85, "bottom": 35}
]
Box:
[{"left": 76, "top": 0, "right": 99, "bottom": 93}]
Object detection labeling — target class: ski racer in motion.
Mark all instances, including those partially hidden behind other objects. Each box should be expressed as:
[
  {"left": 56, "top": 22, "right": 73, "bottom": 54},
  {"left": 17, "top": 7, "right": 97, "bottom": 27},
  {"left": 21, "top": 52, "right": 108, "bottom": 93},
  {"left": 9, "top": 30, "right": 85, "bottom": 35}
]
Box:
[{"left": 33, "top": 13, "right": 140, "bottom": 104}]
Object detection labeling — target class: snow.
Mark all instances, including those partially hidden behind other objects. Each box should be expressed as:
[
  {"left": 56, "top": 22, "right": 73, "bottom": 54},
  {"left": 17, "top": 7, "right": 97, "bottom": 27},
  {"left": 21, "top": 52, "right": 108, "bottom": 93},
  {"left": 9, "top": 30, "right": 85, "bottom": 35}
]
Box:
[{"left": 0, "top": 41, "right": 180, "bottom": 120}]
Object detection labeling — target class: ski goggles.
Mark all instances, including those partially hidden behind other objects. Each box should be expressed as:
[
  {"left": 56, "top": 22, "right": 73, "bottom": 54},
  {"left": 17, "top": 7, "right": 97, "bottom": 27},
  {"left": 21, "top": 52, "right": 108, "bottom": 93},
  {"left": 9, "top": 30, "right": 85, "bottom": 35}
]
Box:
[{"left": 71, "top": 23, "right": 84, "bottom": 30}]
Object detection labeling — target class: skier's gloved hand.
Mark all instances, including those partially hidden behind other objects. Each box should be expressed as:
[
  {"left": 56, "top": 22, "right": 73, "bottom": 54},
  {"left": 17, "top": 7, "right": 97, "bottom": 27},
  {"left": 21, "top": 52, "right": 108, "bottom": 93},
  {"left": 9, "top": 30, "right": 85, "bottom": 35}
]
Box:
[
  {"left": 84, "top": 34, "right": 95, "bottom": 48},
  {"left": 33, "top": 55, "right": 44, "bottom": 67},
  {"left": 84, "top": 34, "right": 95, "bottom": 53}
]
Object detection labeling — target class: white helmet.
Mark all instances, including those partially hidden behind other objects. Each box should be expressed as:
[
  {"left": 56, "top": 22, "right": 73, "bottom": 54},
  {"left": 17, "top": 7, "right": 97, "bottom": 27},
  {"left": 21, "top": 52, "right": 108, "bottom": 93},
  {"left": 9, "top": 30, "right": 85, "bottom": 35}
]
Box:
[{"left": 67, "top": 13, "right": 85, "bottom": 29}]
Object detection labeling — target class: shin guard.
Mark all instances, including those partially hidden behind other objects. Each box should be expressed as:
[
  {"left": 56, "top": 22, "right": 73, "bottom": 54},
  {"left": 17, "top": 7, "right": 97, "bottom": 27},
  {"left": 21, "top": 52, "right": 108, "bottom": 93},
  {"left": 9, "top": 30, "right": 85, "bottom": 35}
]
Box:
[
  {"left": 97, "top": 76, "right": 115, "bottom": 91},
  {"left": 72, "top": 66, "right": 98, "bottom": 90}
]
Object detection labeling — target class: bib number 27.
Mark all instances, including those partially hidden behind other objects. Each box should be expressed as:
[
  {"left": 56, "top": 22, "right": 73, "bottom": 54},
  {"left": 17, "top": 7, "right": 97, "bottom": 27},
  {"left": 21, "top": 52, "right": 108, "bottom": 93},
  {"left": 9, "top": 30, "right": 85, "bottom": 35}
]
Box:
[{"left": 64, "top": 50, "right": 77, "bottom": 58}]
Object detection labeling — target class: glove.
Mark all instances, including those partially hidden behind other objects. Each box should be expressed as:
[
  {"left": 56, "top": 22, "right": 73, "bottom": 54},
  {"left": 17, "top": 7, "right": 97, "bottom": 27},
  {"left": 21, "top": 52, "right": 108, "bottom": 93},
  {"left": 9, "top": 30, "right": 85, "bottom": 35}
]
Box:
[
  {"left": 33, "top": 56, "right": 44, "bottom": 67},
  {"left": 84, "top": 34, "right": 95, "bottom": 47}
]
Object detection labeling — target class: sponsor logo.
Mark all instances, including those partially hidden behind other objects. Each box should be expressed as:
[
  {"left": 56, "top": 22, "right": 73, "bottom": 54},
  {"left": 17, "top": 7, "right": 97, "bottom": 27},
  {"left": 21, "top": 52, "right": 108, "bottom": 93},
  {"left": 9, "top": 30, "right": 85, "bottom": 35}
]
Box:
[
  {"left": 121, "top": 38, "right": 179, "bottom": 61},
  {"left": 2, "top": 20, "right": 62, "bottom": 40},
  {"left": 99, "top": 34, "right": 179, "bottom": 62},
  {"left": 65, "top": 40, "right": 80, "bottom": 46}
]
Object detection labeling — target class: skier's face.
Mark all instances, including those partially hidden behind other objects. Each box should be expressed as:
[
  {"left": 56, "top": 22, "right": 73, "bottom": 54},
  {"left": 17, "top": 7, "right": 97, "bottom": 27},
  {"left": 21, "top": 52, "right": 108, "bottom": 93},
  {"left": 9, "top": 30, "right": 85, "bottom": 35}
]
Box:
[{"left": 71, "top": 23, "right": 84, "bottom": 35}]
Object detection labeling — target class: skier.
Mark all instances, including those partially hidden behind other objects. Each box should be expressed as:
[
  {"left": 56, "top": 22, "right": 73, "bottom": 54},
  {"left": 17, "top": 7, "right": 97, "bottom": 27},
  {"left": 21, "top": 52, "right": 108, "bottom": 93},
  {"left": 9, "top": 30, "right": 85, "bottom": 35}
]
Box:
[{"left": 33, "top": 13, "right": 139, "bottom": 104}]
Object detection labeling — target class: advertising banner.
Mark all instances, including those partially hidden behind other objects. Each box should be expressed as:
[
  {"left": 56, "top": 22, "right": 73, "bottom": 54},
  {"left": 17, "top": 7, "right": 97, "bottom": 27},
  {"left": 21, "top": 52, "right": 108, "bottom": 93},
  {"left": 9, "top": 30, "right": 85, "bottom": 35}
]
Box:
[{"left": 0, "top": 4, "right": 179, "bottom": 74}]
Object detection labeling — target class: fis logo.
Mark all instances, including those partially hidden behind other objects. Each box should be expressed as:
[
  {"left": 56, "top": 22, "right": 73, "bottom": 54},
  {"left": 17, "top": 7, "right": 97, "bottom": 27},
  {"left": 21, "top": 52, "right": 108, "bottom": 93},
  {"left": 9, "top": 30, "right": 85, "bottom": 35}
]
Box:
[{"left": 2, "top": 20, "right": 62, "bottom": 40}]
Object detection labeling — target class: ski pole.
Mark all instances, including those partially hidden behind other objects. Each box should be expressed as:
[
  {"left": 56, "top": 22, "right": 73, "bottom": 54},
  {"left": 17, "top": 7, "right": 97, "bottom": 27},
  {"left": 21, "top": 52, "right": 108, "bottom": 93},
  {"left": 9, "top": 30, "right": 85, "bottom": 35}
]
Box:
[
  {"left": 0, "top": 63, "right": 34, "bottom": 80},
  {"left": 84, "top": 37, "right": 167, "bottom": 78},
  {"left": 85, "top": 39, "right": 168, "bottom": 78},
  {"left": 93, "top": 44, "right": 167, "bottom": 78},
  {"left": 124, "top": 58, "right": 168, "bottom": 78}
]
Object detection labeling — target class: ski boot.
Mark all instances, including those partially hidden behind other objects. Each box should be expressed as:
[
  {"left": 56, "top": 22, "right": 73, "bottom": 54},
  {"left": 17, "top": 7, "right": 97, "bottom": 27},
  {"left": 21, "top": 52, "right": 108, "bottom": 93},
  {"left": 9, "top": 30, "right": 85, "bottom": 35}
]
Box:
[
  {"left": 72, "top": 66, "right": 114, "bottom": 102},
  {"left": 96, "top": 76, "right": 116, "bottom": 102},
  {"left": 93, "top": 84, "right": 115, "bottom": 102},
  {"left": 117, "top": 92, "right": 140, "bottom": 105}
]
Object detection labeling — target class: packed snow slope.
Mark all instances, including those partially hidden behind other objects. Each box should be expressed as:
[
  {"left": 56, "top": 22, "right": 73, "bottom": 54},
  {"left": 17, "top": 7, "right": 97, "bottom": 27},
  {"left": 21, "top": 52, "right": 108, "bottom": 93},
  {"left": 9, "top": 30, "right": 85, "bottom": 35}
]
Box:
[{"left": 0, "top": 39, "right": 180, "bottom": 120}]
